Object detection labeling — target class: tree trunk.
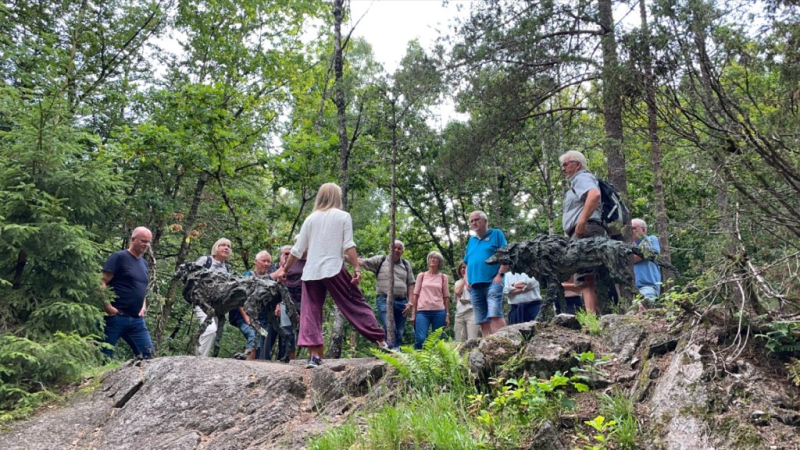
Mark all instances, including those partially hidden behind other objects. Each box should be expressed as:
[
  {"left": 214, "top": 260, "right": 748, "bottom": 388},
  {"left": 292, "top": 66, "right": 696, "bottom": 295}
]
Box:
[
  {"left": 387, "top": 98, "right": 398, "bottom": 347},
  {"left": 327, "top": 0, "right": 348, "bottom": 359},
  {"left": 639, "top": 0, "right": 672, "bottom": 275},
  {"left": 153, "top": 171, "right": 210, "bottom": 348},
  {"left": 598, "top": 0, "right": 628, "bottom": 207}
]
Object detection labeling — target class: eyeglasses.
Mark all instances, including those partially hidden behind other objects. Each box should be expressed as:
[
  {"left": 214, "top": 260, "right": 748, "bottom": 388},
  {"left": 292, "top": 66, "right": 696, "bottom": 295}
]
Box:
[
  {"left": 561, "top": 161, "right": 578, "bottom": 168},
  {"left": 469, "top": 218, "right": 483, "bottom": 224},
  {"left": 134, "top": 237, "right": 151, "bottom": 245}
]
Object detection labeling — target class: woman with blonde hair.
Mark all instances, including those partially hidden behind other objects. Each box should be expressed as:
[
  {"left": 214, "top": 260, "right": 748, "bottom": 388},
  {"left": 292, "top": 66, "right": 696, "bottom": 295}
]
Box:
[
  {"left": 276, "top": 183, "right": 391, "bottom": 368},
  {"left": 194, "top": 238, "right": 232, "bottom": 357},
  {"left": 410, "top": 251, "right": 450, "bottom": 349}
]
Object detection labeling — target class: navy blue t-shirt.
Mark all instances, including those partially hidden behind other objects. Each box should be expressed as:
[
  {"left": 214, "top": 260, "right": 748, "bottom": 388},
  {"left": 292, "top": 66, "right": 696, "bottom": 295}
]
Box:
[{"left": 103, "top": 250, "right": 149, "bottom": 316}]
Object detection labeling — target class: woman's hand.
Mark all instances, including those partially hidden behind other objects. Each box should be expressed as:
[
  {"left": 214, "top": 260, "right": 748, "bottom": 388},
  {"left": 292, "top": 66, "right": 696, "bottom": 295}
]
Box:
[
  {"left": 409, "top": 311, "right": 416, "bottom": 323},
  {"left": 445, "top": 313, "right": 450, "bottom": 328},
  {"left": 351, "top": 270, "right": 361, "bottom": 285}
]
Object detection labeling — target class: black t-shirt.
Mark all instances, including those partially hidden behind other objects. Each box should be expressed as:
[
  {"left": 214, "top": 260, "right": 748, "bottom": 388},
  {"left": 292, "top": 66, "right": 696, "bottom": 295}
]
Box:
[{"left": 103, "top": 250, "right": 149, "bottom": 316}]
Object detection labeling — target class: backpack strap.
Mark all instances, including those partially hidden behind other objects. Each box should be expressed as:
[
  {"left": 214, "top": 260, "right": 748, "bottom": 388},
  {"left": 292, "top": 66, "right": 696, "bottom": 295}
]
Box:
[{"left": 203, "top": 255, "right": 213, "bottom": 269}]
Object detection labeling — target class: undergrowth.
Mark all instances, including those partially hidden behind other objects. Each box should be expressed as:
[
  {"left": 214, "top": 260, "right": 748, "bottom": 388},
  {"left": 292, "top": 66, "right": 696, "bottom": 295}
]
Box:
[{"left": 0, "top": 332, "right": 104, "bottom": 422}]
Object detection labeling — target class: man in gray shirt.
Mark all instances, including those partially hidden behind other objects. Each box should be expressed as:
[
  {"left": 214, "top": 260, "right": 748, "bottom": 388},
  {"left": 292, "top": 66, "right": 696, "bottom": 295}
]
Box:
[
  {"left": 359, "top": 240, "right": 415, "bottom": 348},
  {"left": 560, "top": 150, "right": 606, "bottom": 314}
]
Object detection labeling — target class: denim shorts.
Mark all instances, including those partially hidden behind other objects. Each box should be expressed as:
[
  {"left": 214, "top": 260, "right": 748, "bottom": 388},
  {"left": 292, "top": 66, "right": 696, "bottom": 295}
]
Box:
[{"left": 470, "top": 282, "right": 504, "bottom": 324}]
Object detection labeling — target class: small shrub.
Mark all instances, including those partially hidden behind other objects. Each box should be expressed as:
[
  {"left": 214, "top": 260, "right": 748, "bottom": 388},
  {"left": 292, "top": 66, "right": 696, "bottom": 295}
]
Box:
[
  {"left": 576, "top": 310, "right": 603, "bottom": 335},
  {"left": 756, "top": 321, "right": 800, "bottom": 354}
]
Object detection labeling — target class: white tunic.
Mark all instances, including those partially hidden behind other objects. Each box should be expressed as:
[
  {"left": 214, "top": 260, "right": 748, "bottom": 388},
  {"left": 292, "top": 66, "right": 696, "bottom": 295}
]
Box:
[{"left": 291, "top": 208, "right": 356, "bottom": 281}]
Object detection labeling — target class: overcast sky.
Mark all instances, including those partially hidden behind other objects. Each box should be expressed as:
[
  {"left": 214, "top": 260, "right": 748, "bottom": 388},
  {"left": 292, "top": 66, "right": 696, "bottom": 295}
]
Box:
[{"left": 348, "top": 0, "right": 470, "bottom": 73}]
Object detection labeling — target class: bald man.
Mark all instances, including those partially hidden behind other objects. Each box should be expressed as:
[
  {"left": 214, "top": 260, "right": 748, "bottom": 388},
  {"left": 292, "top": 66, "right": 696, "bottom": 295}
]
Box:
[{"left": 100, "top": 227, "right": 154, "bottom": 359}]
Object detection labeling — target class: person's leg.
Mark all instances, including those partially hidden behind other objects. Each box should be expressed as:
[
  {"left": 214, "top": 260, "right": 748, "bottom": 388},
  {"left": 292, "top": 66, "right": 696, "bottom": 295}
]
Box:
[
  {"left": 298, "top": 279, "right": 327, "bottom": 348},
  {"left": 237, "top": 321, "right": 256, "bottom": 353},
  {"left": 430, "top": 309, "right": 447, "bottom": 336},
  {"left": 392, "top": 297, "right": 408, "bottom": 348},
  {"left": 454, "top": 311, "right": 466, "bottom": 342},
  {"left": 565, "top": 295, "right": 583, "bottom": 314},
  {"left": 101, "top": 315, "right": 125, "bottom": 359},
  {"left": 414, "top": 310, "right": 433, "bottom": 349},
  {"left": 524, "top": 302, "right": 542, "bottom": 323},
  {"left": 465, "top": 310, "right": 481, "bottom": 340},
  {"left": 507, "top": 304, "right": 521, "bottom": 325},
  {"left": 487, "top": 282, "right": 506, "bottom": 335},
  {"left": 282, "top": 325, "right": 296, "bottom": 361},
  {"left": 120, "top": 316, "right": 154, "bottom": 359},
  {"left": 194, "top": 305, "right": 217, "bottom": 357},
  {"left": 470, "top": 283, "right": 491, "bottom": 337},
  {"left": 324, "top": 266, "right": 385, "bottom": 343},
  {"left": 375, "top": 294, "right": 390, "bottom": 344},
  {"left": 582, "top": 274, "right": 599, "bottom": 314}
]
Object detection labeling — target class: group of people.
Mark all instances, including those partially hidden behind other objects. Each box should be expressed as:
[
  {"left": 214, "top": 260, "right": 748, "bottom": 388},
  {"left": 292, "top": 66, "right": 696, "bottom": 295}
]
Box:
[{"left": 99, "top": 150, "right": 663, "bottom": 365}]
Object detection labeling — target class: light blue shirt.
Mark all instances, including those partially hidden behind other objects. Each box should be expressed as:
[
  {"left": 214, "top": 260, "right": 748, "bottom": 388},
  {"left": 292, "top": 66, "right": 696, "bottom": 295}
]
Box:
[{"left": 634, "top": 235, "right": 661, "bottom": 289}]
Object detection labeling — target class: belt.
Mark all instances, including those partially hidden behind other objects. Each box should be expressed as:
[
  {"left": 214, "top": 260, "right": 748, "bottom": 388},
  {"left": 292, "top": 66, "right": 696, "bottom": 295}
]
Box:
[{"left": 567, "top": 220, "right": 606, "bottom": 237}]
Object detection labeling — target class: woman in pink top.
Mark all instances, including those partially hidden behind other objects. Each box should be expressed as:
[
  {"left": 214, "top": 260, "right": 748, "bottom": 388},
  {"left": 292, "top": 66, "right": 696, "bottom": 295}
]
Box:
[{"left": 410, "top": 251, "right": 450, "bottom": 349}]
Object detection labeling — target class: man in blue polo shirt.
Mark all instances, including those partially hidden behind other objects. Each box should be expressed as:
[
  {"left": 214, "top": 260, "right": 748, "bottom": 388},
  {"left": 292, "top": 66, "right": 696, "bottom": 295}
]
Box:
[
  {"left": 100, "top": 226, "right": 154, "bottom": 359},
  {"left": 463, "top": 211, "right": 510, "bottom": 337}
]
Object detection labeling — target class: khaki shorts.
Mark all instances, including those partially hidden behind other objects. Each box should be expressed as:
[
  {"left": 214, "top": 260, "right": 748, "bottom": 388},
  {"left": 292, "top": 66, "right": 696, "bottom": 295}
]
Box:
[{"left": 569, "top": 222, "right": 607, "bottom": 283}]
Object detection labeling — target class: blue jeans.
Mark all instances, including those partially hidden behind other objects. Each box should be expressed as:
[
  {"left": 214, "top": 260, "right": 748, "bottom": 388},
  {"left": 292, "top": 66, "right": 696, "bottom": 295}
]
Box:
[
  {"left": 376, "top": 295, "right": 408, "bottom": 348},
  {"left": 102, "top": 314, "right": 154, "bottom": 359},
  {"left": 470, "top": 282, "right": 504, "bottom": 324},
  {"left": 508, "top": 301, "right": 541, "bottom": 325},
  {"left": 414, "top": 309, "right": 447, "bottom": 349},
  {"left": 556, "top": 295, "right": 584, "bottom": 315},
  {"left": 233, "top": 319, "right": 257, "bottom": 351}
]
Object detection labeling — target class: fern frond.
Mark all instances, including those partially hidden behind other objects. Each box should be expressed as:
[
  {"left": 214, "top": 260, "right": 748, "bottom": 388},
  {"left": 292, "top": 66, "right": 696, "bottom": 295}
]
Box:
[{"left": 787, "top": 358, "right": 800, "bottom": 387}]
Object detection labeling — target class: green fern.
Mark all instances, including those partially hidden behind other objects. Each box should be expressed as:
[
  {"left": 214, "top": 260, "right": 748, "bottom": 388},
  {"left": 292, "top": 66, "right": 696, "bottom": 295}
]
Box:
[
  {"left": 787, "top": 359, "right": 800, "bottom": 387},
  {"left": 374, "top": 328, "right": 473, "bottom": 396},
  {"left": 756, "top": 321, "right": 800, "bottom": 354}
]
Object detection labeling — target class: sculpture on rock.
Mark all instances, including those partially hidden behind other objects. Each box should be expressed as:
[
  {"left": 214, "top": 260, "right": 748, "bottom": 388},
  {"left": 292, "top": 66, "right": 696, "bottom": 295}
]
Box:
[
  {"left": 486, "top": 235, "right": 675, "bottom": 312},
  {"left": 174, "top": 263, "right": 295, "bottom": 350}
]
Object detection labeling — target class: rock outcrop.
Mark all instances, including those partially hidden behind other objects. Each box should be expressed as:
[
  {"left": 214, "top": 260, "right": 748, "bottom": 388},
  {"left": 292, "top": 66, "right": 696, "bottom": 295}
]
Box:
[
  {"left": 2, "top": 356, "right": 390, "bottom": 450},
  {"left": 3, "top": 312, "right": 798, "bottom": 450}
]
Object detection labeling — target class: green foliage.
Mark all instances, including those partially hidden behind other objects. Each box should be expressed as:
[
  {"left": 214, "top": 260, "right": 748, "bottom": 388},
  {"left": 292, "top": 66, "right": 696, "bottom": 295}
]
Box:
[
  {"left": 0, "top": 332, "right": 102, "bottom": 420},
  {"left": 468, "top": 373, "right": 580, "bottom": 448},
  {"left": 307, "top": 391, "right": 478, "bottom": 450},
  {"left": 577, "top": 415, "right": 617, "bottom": 450},
  {"left": 599, "top": 390, "right": 640, "bottom": 450},
  {"left": 571, "top": 351, "right": 611, "bottom": 387},
  {"left": 373, "top": 328, "right": 472, "bottom": 397},
  {"left": 576, "top": 310, "right": 603, "bottom": 336},
  {"left": 756, "top": 321, "right": 800, "bottom": 354},
  {"left": 787, "top": 359, "right": 800, "bottom": 387}
]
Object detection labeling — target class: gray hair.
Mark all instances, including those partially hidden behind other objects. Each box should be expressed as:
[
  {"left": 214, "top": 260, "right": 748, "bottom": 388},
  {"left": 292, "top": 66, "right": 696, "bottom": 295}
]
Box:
[
  {"left": 392, "top": 240, "right": 405, "bottom": 250},
  {"left": 426, "top": 251, "right": 445, "bottom": 269},
  {"left": 255, "top": 250, "right": 272, "bottom": 261},
  {"left": 469, "top": 210, "right": 488, "bottom": 224},
  {"left": 210, "top": 238, "right": 232, "bottom": 256},
  {"left": 558, "top": 150, "right": 588, "bottom": 169},
  {"left": 280, "top": 245, "right": 292, "bottom": 253},
  {"left": 632, "top": 218, "right": 647, "bottom": 231}
]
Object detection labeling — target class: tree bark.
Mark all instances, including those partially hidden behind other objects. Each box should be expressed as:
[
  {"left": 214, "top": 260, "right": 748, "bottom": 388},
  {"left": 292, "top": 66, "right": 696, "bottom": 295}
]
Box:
[
  {"left": 327, "top": 0, "right": 348, "bottom": 359},
  {"left": 153, "top": 171, "right": 209, "bottom": 348},
  {"left": 639, "top": 0, "right": 672, "bottom": 274},
  {"left": 598, "top": 0, "right": 628, "bottom": 207}
]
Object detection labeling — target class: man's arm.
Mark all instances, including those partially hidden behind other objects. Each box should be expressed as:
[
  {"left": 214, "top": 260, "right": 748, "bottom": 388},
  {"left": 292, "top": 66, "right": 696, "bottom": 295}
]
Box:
[
  {"left": 100, "top": 271, "right": 119, "bottom": 316},
  {"left": 575, "top": 188, "right": 601, "bottom": 237}
]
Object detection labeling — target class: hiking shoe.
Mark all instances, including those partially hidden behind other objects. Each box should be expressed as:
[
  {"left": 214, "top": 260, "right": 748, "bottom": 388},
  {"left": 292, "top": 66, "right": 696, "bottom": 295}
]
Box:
[
  {"left": 306, "top": 356, "right": 323, "bottom": 368},
  {"left": 233, "top": 352, "right": 246, "bottom": 360},
  {"left": 377, "top": 344, "right": 398, "bottom": 355}
]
